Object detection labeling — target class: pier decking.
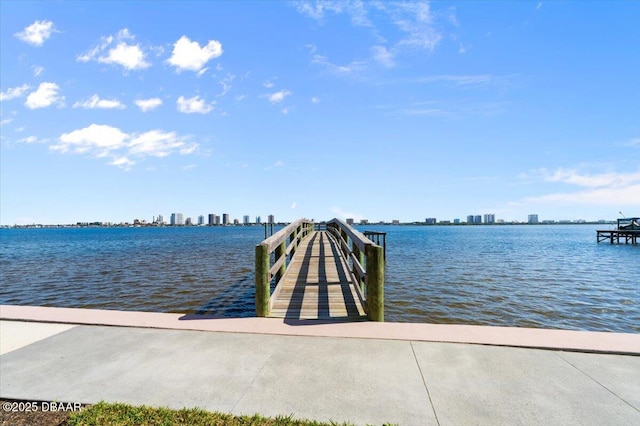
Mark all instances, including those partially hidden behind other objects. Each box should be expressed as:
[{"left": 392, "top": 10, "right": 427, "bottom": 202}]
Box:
[
  {"left": 597, "top": 217, "right": 640, "bottom": 245},
  {"left": 269, "top": 231, "right": 366, "bottom": 320},
  {"left": 255, "top": 218, "right": 384, "bottom": 322}
]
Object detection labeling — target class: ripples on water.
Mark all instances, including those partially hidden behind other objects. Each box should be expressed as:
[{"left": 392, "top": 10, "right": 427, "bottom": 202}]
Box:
[{"left": 1, "top": 225, "right": 638, "bottom": 332}]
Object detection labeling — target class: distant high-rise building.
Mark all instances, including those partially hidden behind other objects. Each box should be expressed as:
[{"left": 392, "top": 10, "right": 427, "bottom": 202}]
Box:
[
  {"left": 157, "top": 214, "right": 164, "bottom": 224},
  {"left": 346, "top": 218, "right": 355, "bottom": 225},
  {"left": 392, "top": 219, "right": 400, "bottom": 225},
  {"left": 243, "top": 215, "right": 250, "bottom": 225},
  {"left": 198, "top": 215, "right": 205, "bottom": 225},
  {"left": 185, "top": 217, "right": 192, "bottom": 226},
  {"left": 528, "top": 214, "right": 539, "bottom": 224},
  {"left": 215, "top": 215, "right": 221, "bottom": 225},
  {"left": 484, "top": 214, "right": 495, "bottom": 224},
  {"left": 233, "top": 218, "right": 239, "bottom": 225},
  {"left": 425, "top": 218, "right": 437, "bottom": 224},
  {"left": 453, "top": 218, "right": 460, "bottom": 224},
  {"left": 360, "top": 219, "right": 369, "bottom": 225},
  {"left": 223, "top": 213, "right": 230, "bottom": 225},
  {"left": 256, "top": 216, "right": 261, "bottom": 224},
  {"left": 466, "top": 215, "right": 474, "bottom": 224},
  {"left": 208, "top": 214, "right": 215, "bottom": 226},
  {"left": 474, "top": 215, "right": 482, "bottom": 224},
  {"left": 268, "top": 215, "right": 275, "bottom": 224},
  {"left": 170, "top": 213, "right": 184, "bottom": 225}
]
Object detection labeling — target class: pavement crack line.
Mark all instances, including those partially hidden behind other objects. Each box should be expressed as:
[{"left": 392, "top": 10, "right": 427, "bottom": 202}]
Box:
[
  {"left": 411, "top": 341, "right": 441, "bottom": 426},
  {"left": 553, "top": 351, "right": 640, "bottom": 413},
  {"left": 231, "top": 352, "right": 274, "bottom": 413}
]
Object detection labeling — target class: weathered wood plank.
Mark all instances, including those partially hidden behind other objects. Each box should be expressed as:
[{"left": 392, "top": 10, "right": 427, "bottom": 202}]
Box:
[{"left": 267, "top": 230, "right": 366, "bottom": 320}]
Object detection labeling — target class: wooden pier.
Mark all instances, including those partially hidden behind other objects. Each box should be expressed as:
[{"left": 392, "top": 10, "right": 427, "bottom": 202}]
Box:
[
  {"left": 255, "top": 218, "right": 384, "bottom": 321},
  {"left": 597, "top": 218, "right": 639, "bottom": 245}
]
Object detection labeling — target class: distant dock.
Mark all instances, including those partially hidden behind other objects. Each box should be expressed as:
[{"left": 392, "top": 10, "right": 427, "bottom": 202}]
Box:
[{"left": 597, "top": 218, "right": 639, "bottom": 245}]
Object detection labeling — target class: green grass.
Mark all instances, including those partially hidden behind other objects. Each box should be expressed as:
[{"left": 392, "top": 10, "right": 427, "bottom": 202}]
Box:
[{"left": 67, "top": 401, "right": 395, "bottom": 426}]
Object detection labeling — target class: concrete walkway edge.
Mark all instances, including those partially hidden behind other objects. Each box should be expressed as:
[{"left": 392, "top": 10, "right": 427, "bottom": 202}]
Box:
[{"left": 1, "top": 305, "right": 639, "bottom": 354}]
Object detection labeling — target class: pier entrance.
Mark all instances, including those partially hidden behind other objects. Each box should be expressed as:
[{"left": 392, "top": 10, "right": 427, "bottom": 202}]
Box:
[{"left": 255, "top": 218, "right": 384, "bottom": 322}]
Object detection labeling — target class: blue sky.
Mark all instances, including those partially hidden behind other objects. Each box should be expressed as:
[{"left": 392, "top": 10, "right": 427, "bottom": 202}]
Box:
[{"left": 1, "top": 1, "right": 638, "bottom": 225}]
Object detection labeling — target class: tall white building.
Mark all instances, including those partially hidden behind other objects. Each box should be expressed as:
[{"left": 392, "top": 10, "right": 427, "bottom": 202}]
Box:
[
  {"left": 198, "top": 215, "right": 205, "bottom": 225},
  {"left": 484, "top": 214, "right": 495, "bottom": 224},
  {"left": 528, "top": 214, "right": 539, "bottom": 224},
  {"left": 170, "top": 213, "right": 184, "bottom": 225},
  {"left": 243, "top": 215, "right": 250, "bottom": 225}
]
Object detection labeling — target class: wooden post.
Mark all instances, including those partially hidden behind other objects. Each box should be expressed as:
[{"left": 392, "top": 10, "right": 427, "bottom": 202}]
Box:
[
  {"left": 365, "top": 244, "right": 384, "bottom": 322},
  {"left": 255, "top": 243, "right": 270, "bottom": 317},
  {"left": 290, "top": 227, "right": 298, "bottom": 257},
  {"left": 275, "top": 240, "right": 286, "bottom": 283},
  {"left": 353, "top": 242, "right": 364, "bottom": 292}
]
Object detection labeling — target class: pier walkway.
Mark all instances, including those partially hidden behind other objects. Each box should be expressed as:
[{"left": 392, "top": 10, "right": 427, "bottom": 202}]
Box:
[
  {"left": 268, "top": 231, "right": 366, "bottom": 320},
  {"left": 1, "top": 306, "right": 640, "bottom": 426},
  {"left": 255, "top": 219, "right": 384, "bottom": 322}
]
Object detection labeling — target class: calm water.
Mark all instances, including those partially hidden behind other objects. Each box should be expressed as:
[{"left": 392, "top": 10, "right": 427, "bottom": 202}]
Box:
[{"left": 1, "top": 225, "right": 638, "bottom": 333}]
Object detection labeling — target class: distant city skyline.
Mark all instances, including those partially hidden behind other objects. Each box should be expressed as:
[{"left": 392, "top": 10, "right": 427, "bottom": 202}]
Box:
[{"left": 1, "top": 2, "right": 638, "bottom": 225}]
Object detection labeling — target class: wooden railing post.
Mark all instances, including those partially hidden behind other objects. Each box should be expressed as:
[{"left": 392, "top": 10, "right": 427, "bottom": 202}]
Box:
[
  {"left": 365, "top": 244, "right": 384, "bottom": 322},
  {"left": 255, "top": 243, "right": 270, "bottom": 317},
  {"left": 290, "top": 227, "right": 298, "bottom": 258},
  {"left": 275, "top": 240, "right": 286, "bottom": 283},
  {"left": 353, "top": 242, "right": 364, "bottom": 292}
]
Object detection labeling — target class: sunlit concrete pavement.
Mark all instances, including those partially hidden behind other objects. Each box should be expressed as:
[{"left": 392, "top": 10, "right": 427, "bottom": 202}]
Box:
[{"left": 1, "top": 307, "right": 639, "bottom": 425}]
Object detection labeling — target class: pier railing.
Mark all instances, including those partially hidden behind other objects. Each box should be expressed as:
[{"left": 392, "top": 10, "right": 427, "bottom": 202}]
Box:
[
  {"left": 255, "top": 218, "right": 314, "bottom": 317},
  {"left": 326, "top": 218, "right": 385, "bottom": 321}
]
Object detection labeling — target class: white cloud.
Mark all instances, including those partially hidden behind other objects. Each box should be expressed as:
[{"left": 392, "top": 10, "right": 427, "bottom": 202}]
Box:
[
  {"left": 295, "top": 1, "right": 370, "bottom": 27},
  {"left": 134, "top": 98, "right": 163, "bottom": 112},
  {"left": 73, "top": 94, "right": 126, "bottom": 110},
  {"left": 268, "top": 90, "right": 291, "bottom": 104},
  {"left": 25, "top": 82, "right": 64, "bottom": 109},
  {"left": 542, "top": 168, "right": 640, "bottom": 188},
  {"left": 217, "top": 73, "right": 235, "bottom": 97},
  {"left": 78, "top": 29, "right": 150, "bottom": 71},
  {"left": 263, "top": 81, "right": 275, "bottom": 88},
  {"left": 1, "top": 84, "right": 31, "bottom": 101},
  {"left": 294, "top": 1, "right": 343, "bottom": 22},
  {"left": 167, "top": 35, "right": 223, "bottom": 72},
  {"left": 53, "top": 124, "right": 128, "bottom": 155},
  {"left": 33, "top": 65, "right": 44, "bottom": 76},
  {"left": 521, "top": 168, "right": 640, "bottom": 208},
  {"left": 51, "top": 124, "right": 198, "bottom": 169},
  {"left": 17, "top": 136, "right": 44, "bottom": 144},
  {"left": 264, "top": 160, "right": 285, "bottom": 170},
  {"left": 389, "top": 2, "right": 442, "bottom": 50},
  {"left": 291, "top": 202, "right": 297, "bottom": 210},
  {"left": 14, "top": 20, "right": 56, "bottom": 46},
  {"left": 312, "top": 54, "right": 367, "bottom": 74},
  {"left": 311, "top": 97, "right": 321, "bottom": 104},
  {"left": 128, "top": 130, "right": 191, "bottom": 157},
  {"left": 371, "top": 45, "right": 395, "bottom": 68},
  {"left": 176, "top": 95, "right": 214, "bottom": 114},
  {"left": 110, "top": 156, "right": 136, "bottom": 170},
  {"left": 297, "top": 2, "right": 449, "bottom": 60},
  {"left": 0, "top": 118, "right": 13, "bottom": 126}
]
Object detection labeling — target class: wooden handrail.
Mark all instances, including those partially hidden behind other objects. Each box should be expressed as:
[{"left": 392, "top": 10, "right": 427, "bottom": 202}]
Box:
[
  {"left": 326, "top": 218, "right": 385, "bottom": 321},
  {"left": 255, "top": 218, "right": 314, "bottom": 317}
]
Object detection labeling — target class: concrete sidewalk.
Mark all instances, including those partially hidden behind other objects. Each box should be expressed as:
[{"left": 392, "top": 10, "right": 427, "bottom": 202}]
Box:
[{"left": 1, "top": 308, "right": 639, "bottom": 425}]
